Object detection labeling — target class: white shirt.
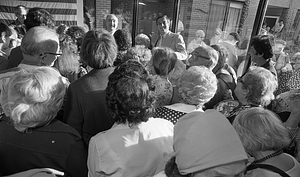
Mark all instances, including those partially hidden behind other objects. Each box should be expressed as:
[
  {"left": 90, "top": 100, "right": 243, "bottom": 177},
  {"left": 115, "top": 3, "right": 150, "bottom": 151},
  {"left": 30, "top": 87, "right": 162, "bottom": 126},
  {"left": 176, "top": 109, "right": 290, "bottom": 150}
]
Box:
[{"left": 88, "top": 118, "right": 174, "bottom": 177}]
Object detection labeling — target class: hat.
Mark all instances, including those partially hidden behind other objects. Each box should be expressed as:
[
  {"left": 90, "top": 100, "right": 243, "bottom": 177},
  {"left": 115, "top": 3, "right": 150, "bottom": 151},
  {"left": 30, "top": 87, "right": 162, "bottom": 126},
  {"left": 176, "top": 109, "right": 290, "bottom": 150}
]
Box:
[
  {"left": 173, "top": 110, "right": 247, "bottom": 175},
  {"left": 192, "top": 45, "right": 218, "bottom": 62}
]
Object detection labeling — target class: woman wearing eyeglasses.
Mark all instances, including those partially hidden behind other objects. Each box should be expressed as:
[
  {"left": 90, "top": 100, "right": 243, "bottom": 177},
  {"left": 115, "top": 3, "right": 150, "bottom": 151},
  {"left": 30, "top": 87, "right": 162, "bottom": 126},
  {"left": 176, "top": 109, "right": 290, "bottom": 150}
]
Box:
[{"left": 215, "top": 66, "right": 278, "bottom": 123}]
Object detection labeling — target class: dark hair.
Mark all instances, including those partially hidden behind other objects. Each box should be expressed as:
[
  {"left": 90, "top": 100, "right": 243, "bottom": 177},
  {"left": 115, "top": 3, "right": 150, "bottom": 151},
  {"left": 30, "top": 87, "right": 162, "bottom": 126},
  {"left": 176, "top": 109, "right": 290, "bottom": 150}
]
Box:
[
  {"left": 56, "top": 24, "right": 68, "bottom": 37},
  {"left": 106, "top": 60, "right": 154, "bottom": 126},
  {"left": 229, "top": 32, "right": 240, "bottom": 42},
  {"left": 80, "top": 29, "right": 117, "bottom": 69},
  {"left": 152, "top": 47, "right": 177, "bottom": 76},
  {"left": 24, "top": 7, "right": 55, "bottom": 31},
  {"left": 66, "top": 25, "right": 86, "bottom": 52},
  {"left": 156, "top": 15, "right": 170, "bottom": 24},
  {"left": 0, "top": 22, "right": 12, "bottom": 37},
  {"left": 113, "top": 29, "right": 132, "bottom": 51},
  {"left": 250, "top": 35, "right": 273, "bottom": 60},
  {"left": 66, "top": 26, "right": 86, "bottom": 41},
  {"left": 165, "top": 157, "right": 191, "bottom": 177}
]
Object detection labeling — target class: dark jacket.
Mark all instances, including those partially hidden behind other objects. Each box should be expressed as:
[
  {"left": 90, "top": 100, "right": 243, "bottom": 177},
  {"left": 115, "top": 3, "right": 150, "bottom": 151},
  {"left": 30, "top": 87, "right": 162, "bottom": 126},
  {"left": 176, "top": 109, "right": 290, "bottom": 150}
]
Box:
[
  {"left": 0, "top": 118, "right": 87, "bottom": 177},
  {"left": 62, "top": 67, "right": 115, "bottom": 148}
]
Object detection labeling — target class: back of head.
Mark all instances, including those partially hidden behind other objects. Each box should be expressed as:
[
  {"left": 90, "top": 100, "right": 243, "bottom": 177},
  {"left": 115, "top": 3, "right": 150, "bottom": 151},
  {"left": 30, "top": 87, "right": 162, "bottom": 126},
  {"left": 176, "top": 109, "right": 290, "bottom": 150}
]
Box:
[
  {"left": 106, "top": 60, "right": 154, "bottom": 126},
  {"left": 80, "top": 29, "right": 117, "bottom": 69},
  {"left": 3, "top": 67, "right": 69, "bottom": 132},
  {"left": 233, "top": 107, "right": 290, "bottom": 154},
  {"left": 250, "top": 35, "right": 273, "bottom": 60},
  {"left": 172, "top": 110, "right": 247, "bottom": 175},
  {"left": 21, "top": 26, "right": 59, "bottom": 57},
  {"left": 152, "top": 47, "right": 177, "bottom": 76},
  {"left": 189, "top": 45, "right": 219, "bottom": 70},
  {"left": 114, "top": 29, "right": 132, "bottom": 51},
  {"left": 211, "top": 44, "right": 229, "bottom": 71},
  {"left": 177, "top": 66, "right": 217, "bottom": 106},
  {"left": 243, "top": 66, "right": 278, "bottom": 106},
  {"left": 24, "top": 7, "right": 55, "bottom": 31},
  {"left": 135, "top": 33, "right": 150, "bottom": 48},
  {"left": 66, "top": 25, "right": 86, "bottom": 52},
  {"left": 56, "top": 24, "right": 69, "bottom": 42},
  {"left": 56, "top": 35, "right": 80, "bottom": 75},
  {"left": 126, "top": 45, "right": 152, "bottom": 66}
]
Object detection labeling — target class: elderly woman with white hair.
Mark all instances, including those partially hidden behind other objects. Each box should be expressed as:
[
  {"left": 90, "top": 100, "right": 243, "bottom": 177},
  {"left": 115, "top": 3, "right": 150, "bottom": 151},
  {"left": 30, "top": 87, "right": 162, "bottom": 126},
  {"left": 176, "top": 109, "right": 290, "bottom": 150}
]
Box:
[
  {"left": 215, "top": 66, "right": 278, "bottom": 123},
  {"left": 233, "top": 107, "right": 300, "bottom": 176},
  {"left": 0, "top": 67, "right": 87, "bottom": 177},
  {"left": 187, "top": 30, "right": 206, "bottom": 54},
  {"left": 154, "top": 65, "right": 217, "bottom": 124}
]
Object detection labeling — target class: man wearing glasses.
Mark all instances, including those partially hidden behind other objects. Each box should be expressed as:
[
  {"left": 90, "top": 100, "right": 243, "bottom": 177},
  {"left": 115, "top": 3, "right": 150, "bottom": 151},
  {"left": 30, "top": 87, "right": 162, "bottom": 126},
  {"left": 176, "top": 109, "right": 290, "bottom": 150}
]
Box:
[{"left": 0, "top": 26, "right": 60, "bottom": 115}]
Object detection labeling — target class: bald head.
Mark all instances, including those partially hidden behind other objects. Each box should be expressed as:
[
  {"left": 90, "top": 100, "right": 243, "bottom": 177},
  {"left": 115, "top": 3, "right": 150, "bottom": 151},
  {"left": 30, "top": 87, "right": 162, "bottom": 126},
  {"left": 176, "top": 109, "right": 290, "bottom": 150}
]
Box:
[
  {"left": 21, "top": 26, "right": 59, "bottom": 56},
  {"left": 105, "top": 14, "right": 118, "bottom": 34}
]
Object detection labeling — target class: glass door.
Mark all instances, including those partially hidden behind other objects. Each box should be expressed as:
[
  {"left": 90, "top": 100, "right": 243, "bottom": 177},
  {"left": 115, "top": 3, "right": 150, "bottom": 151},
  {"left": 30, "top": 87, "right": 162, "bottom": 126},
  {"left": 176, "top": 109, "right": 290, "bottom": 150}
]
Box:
[{"left": 136, "top": 0, "right": 176, "bottom": 46}]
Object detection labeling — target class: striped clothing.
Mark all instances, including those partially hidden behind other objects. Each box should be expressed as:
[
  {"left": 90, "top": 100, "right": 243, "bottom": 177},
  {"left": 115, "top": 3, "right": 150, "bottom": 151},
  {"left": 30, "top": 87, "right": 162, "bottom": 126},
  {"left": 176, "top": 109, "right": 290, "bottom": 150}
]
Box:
[{"left": 0, "top": 0, "right": 77, "bottom": 26}]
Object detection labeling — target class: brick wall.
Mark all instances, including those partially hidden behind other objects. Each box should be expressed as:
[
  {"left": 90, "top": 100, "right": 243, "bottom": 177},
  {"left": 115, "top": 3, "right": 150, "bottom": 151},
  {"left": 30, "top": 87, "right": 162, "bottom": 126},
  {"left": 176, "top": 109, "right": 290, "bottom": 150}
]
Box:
[
  {"left": 240, "top": 0, "right": 260, "bottom": 40},
  {"left": 181, "top": 0, "right": 210, "bottom": 44},
  {"left": 95, "top": 0, "right": 111, "bottom": 29},
  {"left": 281, "top": 0, "right": 299, "bottom": 35}
]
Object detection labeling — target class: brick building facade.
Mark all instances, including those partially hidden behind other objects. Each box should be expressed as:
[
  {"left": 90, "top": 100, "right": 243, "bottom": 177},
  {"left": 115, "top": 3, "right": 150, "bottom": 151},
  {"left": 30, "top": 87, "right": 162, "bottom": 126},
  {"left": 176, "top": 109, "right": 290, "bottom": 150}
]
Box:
[{"left": 92, "top": 0, "right": 300, "bottom": 43}]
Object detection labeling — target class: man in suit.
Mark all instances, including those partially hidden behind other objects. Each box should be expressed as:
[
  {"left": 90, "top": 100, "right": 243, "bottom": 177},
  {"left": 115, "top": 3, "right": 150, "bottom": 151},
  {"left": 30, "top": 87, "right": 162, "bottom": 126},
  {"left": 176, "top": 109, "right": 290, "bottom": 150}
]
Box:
[{"left": 154, "top": 15, "right": 187, "bottom": 60}]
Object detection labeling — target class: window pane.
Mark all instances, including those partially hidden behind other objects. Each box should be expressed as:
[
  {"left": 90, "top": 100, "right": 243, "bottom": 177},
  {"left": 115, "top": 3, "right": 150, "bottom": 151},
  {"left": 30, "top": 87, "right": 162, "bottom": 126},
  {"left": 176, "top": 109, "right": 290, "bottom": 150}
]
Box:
[
  {"left": 137, "top": 0, "right": 175, "bottom": 46},
  {"left": 84, "top": 0, "right": 96, "bottom": 30},
  {"left": 111, "top": 0, "right": 134, "bottom": 32},
  {"left": 179, "top": 0, "right": 260, "bottom": 75}
]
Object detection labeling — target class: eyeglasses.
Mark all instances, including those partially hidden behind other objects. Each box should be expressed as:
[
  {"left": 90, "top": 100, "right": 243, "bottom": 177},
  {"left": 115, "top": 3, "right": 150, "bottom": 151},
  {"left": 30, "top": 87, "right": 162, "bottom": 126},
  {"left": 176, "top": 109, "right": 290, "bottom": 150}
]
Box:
[
  {"left": 39, "top": 52, "right": 62, "bottom": 57},
  {"left": 237, "top": 76, "right": 244, "bottom": 85}
]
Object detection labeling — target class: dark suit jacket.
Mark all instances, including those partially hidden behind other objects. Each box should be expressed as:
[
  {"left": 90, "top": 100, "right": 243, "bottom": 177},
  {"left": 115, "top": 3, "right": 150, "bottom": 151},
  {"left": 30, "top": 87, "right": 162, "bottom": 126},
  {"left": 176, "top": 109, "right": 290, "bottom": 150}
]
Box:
[
  {"left": 0, "top": 118, "right": 87, "bottom": 177},
  {"left": 62, "top": 67, "right": 115, "bottom": 148},
  {"left": 155, "top": 31, "right": 188, "bottom": 60},
  {"left": 7, "top": 46, "right": 23, "bottom": 69}
]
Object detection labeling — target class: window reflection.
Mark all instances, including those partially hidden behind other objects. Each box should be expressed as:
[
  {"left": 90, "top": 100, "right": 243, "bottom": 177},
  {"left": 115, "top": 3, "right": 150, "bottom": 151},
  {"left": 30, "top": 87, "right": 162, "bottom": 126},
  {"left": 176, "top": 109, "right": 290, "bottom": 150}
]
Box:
[
  {"left": 112, "top": 1, "right": 133, "bottom": 32},
  {"left": 137, "top": 0, "right": 175, "bottom": 46}
]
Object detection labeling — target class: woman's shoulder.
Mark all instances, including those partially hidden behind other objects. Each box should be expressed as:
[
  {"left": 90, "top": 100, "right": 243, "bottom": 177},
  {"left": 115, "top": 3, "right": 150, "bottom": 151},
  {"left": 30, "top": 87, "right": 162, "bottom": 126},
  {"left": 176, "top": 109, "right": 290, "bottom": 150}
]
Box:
[
  {"left": 284, "top": 153, "right": 300, "bottom": 176},
  {"left": 40, "top": 119, "right": 81, "bottom": 138},
  {"left": 143, "top": 118, "right": 174, "bottom": 128},
  {"left": 138, "top": 118, "right": 174, "bottom": 135}
]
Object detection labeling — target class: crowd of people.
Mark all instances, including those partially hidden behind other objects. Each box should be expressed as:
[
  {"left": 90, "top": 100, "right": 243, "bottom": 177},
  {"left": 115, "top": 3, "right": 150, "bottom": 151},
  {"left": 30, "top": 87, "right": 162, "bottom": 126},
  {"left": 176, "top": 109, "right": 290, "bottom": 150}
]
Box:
[{"left": 0, "top": 5, "right": 300, "bottom": 177}]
